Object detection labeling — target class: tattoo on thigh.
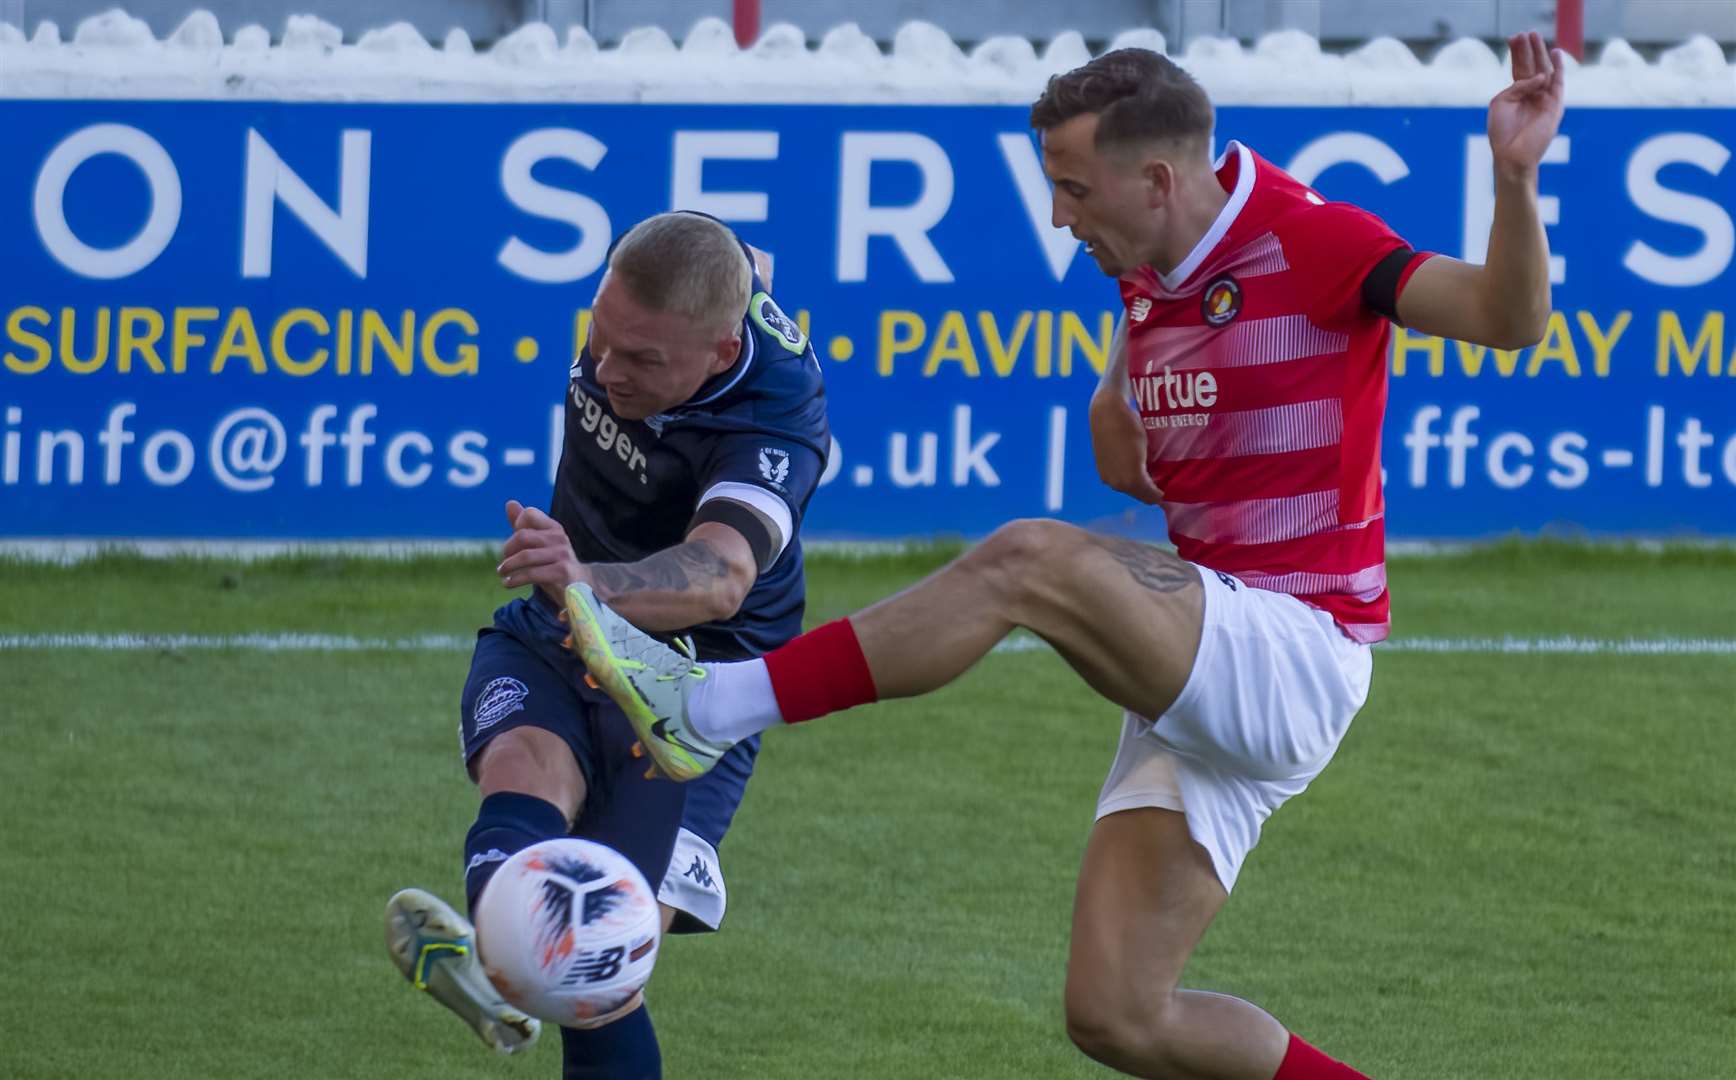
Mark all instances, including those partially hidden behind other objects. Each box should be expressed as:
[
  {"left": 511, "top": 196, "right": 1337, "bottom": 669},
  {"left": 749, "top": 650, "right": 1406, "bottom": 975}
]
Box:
[
  {"left": 1088, "top": 535, "right": 1196, "bottom": 594},
  {"left": 590, "top": 540, "right": 731, "bottom": 599}
]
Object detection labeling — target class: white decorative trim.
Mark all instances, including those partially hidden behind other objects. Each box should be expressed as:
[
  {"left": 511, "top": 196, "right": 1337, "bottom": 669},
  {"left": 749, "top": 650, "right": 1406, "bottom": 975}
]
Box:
[
  {"left": 697, "top": 480, "right": 793, "bottom": 560},
  {"left": 2, "top": 19, "right": 1727, "bottom": 106},
  {"left": 1159, "top": 141, "right": 1256, "bottom": 292}
]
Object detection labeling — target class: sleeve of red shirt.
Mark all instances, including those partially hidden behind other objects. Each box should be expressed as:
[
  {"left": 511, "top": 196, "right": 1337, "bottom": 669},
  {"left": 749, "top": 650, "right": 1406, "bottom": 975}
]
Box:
[
  {"left": 1299, "top": 202, "right": 1430, "bottom": 327},
  {"left": 1293, "top": 200, "right": 1431, "bottom": 528}
]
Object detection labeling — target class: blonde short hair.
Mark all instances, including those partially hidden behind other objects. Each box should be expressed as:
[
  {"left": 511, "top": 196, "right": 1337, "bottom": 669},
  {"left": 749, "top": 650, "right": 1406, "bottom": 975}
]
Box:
[{"left": 607, "top": 212, "right": 753, "bottom": 334}]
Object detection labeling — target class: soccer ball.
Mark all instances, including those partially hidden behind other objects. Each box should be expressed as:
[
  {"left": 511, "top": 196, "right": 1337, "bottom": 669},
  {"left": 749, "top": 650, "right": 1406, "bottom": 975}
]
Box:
[{"left": 473, "top": 838, "right": 662, "bottom": 1028}]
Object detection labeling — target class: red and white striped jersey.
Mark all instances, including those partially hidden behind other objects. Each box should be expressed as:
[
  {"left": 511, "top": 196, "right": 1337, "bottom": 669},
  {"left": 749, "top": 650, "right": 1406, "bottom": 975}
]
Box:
[{"left": 1119, "top": 141, "right": 1429, "bottom": 643}]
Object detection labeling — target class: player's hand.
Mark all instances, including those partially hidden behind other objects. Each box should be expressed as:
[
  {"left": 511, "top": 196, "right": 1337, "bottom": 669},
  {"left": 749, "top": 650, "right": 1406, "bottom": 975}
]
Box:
[
  {"left": 1088, "top": 388, "right": 1163, "bottom": 506},
  {"left": 498, "top": 499, "right": 583, "bottom": 603},
  {"left": 1487, "top": 30, "right": 1565, "bottom": 180},
  {"left": 747, "top": 244, "right": 774, "bottom": 290}
]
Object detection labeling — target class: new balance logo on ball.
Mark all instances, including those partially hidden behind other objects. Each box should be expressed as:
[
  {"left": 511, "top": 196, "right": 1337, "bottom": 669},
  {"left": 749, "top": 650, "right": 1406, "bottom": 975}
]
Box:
[{"left": 565, "top": 946, "right": 625, "bottom": 985}]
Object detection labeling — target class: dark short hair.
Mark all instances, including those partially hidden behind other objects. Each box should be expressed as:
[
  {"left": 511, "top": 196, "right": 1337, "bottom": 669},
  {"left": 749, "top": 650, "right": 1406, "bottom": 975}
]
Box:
[{"left": 1029, "top": 49, "right": 1213, "bottom": 150}]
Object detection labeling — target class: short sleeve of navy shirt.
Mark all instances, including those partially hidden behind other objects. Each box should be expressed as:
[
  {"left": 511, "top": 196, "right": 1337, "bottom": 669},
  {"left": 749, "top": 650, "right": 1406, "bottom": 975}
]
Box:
[{"left": 549, "top": 243, "right": 830, "bottom": 662}]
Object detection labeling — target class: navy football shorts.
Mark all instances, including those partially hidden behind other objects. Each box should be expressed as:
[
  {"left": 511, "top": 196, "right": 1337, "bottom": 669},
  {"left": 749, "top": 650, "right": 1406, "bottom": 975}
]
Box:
[{"left": 459, "top": 592, "right": 759, "bottom": 933}]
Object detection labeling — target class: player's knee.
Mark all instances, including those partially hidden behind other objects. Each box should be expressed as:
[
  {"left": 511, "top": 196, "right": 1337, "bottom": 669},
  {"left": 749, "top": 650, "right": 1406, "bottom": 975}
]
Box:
[
  {"left": 473, "top": 727, "right": 585, "bottom": 821},
  {"left": 967, "top": 518, "right": 1082, "bottom": 588},
  {"left": 1063, "top": 1003, "right": 1127, "bottom": 1068},
  {"left": 1064, "top": 992, "right": 1186, "bottom": 1076}
]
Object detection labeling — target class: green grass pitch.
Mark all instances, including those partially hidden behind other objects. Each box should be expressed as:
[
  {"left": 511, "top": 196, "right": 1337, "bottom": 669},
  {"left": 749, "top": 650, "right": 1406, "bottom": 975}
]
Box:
[{"left": 1, "top": 543, "right": 1732, "bottom": 1078}]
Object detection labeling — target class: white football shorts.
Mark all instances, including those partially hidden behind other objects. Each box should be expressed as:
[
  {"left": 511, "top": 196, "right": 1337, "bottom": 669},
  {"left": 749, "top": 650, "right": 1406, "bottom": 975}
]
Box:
[
  {"left": 1095, "top": 563, "right": 1374, "bottom": 892},
  {"left": 657, "top": 827, "right": 728, "bottom": 931}
]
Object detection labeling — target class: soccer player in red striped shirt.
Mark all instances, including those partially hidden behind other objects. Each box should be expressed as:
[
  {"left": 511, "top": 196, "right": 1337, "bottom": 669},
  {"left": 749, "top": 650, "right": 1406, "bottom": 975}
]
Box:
[{"left": 565, "top": 32, "right": 1565, "bottom": 1080}]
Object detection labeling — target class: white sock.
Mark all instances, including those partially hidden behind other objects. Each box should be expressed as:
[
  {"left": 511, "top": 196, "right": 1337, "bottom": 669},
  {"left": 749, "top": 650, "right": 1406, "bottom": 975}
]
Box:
[{"left": 688, "top": 658, "right": 784, "bottom": 745}]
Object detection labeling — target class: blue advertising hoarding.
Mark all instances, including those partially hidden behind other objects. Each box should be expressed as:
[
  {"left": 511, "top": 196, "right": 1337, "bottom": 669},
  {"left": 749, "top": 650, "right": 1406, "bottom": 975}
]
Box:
[{"left": 2, "top": 101, "right": 1732, "bottom": 538}]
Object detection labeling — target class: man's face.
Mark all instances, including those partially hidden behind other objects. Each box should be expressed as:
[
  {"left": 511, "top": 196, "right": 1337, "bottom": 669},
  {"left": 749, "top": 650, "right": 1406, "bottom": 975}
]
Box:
[
  {"left": 587, "top": 273, "right": 741, "bottom": 421},
  {"left": 1041, "top": 112, "right": 1163, "bottom": 279}
]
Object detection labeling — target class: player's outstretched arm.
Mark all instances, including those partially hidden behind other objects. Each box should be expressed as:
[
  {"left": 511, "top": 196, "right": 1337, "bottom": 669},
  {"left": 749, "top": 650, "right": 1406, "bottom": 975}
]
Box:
[
  {"left": 495, "top": 500, "right": 758, "bottom": 630},
  {"left": 580, "top": 523, "right": 759, "bottom": 632},
  {"left": 1088, "top": 314, "right": 1164, "bottom": 505},
  {"left": 1395, "top": 30, "right": 1564, "bottom": 349}
]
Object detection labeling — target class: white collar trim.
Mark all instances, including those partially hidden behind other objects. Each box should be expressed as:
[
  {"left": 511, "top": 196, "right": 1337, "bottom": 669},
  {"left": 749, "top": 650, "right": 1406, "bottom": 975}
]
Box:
[{"left": 1157, "top": 140, "right": 1256, "bottom": 292}]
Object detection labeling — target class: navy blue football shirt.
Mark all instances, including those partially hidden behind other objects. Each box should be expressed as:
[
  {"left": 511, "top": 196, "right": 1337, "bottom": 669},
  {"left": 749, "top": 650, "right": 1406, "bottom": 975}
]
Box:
[{"left": 549, "top": 245, "right": 829, "bottom": 661}]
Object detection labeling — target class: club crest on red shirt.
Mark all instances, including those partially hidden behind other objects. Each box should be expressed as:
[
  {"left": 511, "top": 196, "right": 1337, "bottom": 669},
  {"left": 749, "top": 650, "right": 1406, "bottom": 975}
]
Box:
[{"left": 1201, "top": 275, "right": 1243, "bottom": 327}]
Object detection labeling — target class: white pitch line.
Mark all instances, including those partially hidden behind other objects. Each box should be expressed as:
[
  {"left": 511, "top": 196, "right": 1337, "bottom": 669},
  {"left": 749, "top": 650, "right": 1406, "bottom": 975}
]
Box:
[
  {"left": 1376, "top": 636, "right": 1736, "bottom": 655},
  {"left": 0, "top": 633, "right": 476, "bottom": 652},
  {"left": 1, "top": 633, "right": 1734, "bottom": 656},
  {"left": 994, "top": 636, "right": 1736, "bottom": 656}
]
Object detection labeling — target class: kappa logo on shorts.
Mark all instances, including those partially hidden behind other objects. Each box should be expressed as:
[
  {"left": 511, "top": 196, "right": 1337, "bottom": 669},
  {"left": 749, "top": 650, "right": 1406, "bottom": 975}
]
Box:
[
  {"left": 1214, "top": 570, "right": 1241, "bottom": 592},
  {"left": 473, "top": 676, "right": 530, "bottom": 732},
  {"left": 682, "top": 856, "right": 717, "bottom": 891}
]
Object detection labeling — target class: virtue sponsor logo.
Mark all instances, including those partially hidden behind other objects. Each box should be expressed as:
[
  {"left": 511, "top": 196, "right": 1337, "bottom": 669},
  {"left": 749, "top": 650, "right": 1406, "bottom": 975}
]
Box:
[
  {"left": 570, "top": 383, "right": 651, "bottom": 485},
  {"left": 1134, "top": 365, "right": 1217, "bottom": 430},
  {"left": 1132, "top": 365, "right": 1218, "bottom": 414}
]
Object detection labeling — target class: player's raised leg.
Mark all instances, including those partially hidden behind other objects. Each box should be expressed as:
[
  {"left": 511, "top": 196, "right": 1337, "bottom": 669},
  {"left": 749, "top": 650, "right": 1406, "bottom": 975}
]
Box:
[
  {"left": 839, "top": 521, "right": 1202, "bottom": 714},
  {"left": 567, "top": 519, "right": 1206, "bottom": 776},
  {"left": 1065, "top": 809, "right": 1369, "bottom": 1080}
]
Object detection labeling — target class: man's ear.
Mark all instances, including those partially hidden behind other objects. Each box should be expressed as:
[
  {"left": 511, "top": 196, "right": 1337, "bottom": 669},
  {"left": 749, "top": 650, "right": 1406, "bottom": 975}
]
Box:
[
  {"left": 1141, "top": 157, "right": 1175, "bottom": 209},
  {"left": 710, "top": 330, "right": 744, "bottom": 375}
]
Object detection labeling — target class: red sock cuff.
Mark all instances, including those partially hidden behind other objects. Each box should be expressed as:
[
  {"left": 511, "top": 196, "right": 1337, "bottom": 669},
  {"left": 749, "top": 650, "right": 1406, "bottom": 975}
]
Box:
[
  {"left": 763, "top": 618, "right": 878, "bottom": 725},
  {"left": 1274, "top": 1035, "right": 1371, "bottom": 1080}
]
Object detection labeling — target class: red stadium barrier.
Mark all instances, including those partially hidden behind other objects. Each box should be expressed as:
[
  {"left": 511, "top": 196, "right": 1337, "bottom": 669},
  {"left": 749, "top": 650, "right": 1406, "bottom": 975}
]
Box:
[
  {"left": 734, "top": 0, "right": 761, "bottom": 48},
  {"left": 1556, "top": 0, "right": 1584, "bottom": 60}
]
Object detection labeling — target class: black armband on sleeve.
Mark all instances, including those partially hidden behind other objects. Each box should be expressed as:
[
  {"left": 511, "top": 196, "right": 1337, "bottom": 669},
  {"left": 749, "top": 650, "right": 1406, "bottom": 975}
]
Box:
[
  {"left": 688, "top": 498, "right": 781, "bottom": 574},
  {"left": 1361, "top": 247, "right": 1418, "bottom": 325}
]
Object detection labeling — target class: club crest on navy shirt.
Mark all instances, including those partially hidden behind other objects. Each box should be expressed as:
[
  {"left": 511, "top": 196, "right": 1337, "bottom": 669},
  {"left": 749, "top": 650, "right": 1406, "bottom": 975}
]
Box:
[{"left": 749, "top": 292, "right": 806, "bottom": 353}]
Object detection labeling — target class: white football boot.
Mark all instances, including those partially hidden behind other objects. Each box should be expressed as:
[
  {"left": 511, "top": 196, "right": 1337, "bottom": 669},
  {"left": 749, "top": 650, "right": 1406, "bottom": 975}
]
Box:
[{"left": 384, "top": 887, "right": 541, "bottom": 1054}]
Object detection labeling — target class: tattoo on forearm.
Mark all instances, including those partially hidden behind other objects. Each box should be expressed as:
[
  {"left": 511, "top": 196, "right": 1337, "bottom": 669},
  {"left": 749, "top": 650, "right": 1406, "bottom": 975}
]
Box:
[
  {"left": 1088, "top": 535, "right": 1197, "bottom": 595},
  {"left": 589, "top": 541, "right": 733, "bottom": 601}
]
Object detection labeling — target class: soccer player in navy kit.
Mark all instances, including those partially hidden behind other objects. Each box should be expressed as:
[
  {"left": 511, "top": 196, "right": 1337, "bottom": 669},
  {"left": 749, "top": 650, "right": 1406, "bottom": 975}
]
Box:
[{"left": 385, "top": 211, "right": 828, "bottom": 1079}]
